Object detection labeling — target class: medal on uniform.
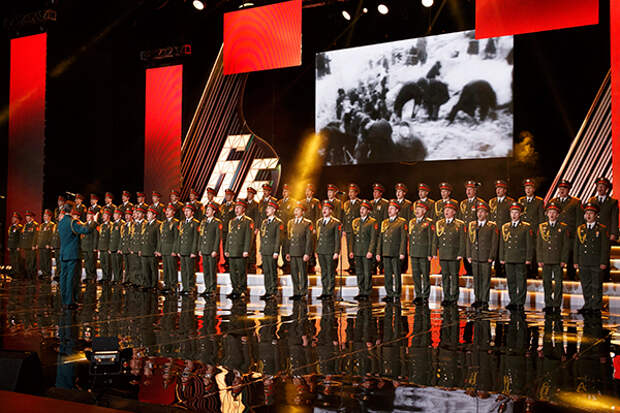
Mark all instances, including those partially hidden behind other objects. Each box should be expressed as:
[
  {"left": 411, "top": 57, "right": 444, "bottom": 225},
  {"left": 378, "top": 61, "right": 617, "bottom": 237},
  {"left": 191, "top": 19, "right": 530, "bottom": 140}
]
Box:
[
  {"left": 352, "top": 220, "right": 360, "bottom": 235},
  {"left": 540, "top": 223, "right": 550, "bottom": 243},
  {"left": 577, "top": 226, "right": 587, "bottom": 244},
  {"left": 469, "top": 221, "right": 477, "bottom": 243},
  {"left": 436, "top": 220, "right": 445, "bottom": 237},
  {"left": 502, "top": 224, "right": 510, "bottom": 242}
]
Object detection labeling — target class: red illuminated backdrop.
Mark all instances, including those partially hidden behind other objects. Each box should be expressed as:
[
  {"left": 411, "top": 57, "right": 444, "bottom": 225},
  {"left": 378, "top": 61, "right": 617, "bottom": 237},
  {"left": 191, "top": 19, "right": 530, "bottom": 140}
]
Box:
[
  {"left": 144, "top": 64, "right": 183, "bottom": 197},
  {"left": 223, "top": 0, "right": 302, "bottom": 75},
  {"left": 7, "top": 33, "right": 47, "bottom": 225},
  {"left": 475, "top": 0, "right": 599, "bottom": 39}
]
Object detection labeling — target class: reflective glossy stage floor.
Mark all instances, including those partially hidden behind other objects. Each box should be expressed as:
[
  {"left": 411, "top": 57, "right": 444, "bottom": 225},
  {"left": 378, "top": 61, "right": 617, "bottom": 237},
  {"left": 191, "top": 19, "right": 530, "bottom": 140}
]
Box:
[{"left": 1, "top": 277, "right": 620, "bottom": 413}]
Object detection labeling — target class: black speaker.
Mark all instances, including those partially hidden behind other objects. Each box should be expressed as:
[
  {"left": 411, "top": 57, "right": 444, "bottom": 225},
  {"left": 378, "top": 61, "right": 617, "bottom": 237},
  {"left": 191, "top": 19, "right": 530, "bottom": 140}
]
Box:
[{"left": 0, "top": 350, "right": 43, "bottom": 394}]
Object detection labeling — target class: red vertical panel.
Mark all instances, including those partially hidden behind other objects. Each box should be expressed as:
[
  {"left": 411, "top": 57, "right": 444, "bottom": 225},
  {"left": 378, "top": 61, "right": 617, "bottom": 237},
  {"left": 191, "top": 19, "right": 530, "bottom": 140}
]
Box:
[
  {"left": 144, "top": 65, "right": 182, "bottom": 197},
  {"left": 7, "top": 33, "right": 47, "bottom": 223},
  {"left": 475, "top": 0, "right": 598, "bottom": 39},
  {"left": 612, "top": 1, "right": 620, "bottom": 199}
]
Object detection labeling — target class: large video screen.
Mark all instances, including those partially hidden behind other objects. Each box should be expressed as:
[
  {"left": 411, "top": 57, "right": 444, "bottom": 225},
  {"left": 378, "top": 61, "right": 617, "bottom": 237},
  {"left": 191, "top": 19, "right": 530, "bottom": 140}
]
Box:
[{"left": 315, "top": 30, "right": 513, "bottom": 165}]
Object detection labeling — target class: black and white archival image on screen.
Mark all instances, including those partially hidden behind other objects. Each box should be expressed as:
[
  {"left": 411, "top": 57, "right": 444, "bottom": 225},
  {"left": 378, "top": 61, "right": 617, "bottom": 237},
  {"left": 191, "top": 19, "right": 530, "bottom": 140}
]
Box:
[{"left": 315, "top": 30, "right": 514, "bottom": 165}]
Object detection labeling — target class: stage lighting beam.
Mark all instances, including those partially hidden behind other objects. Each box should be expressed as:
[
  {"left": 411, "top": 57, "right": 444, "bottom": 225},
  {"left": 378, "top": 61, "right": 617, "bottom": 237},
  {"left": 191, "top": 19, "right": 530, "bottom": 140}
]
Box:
[
  {"left": 377, "top": 4, "right": 389, "bottom": 14},
  {"left": 193, "top": 0, "right": 205, "bottom": 10},
  {"left": 422, "top": 0, "right": 433, "bottom": 7},
  {"left": 342, "top": 10, "right": 351, "bottom": 20}
]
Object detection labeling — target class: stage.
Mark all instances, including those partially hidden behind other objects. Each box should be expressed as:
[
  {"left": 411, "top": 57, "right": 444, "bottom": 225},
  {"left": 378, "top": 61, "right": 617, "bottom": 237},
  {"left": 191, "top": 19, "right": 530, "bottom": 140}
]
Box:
[{"left": 1, "top": 273, "right": 619, "bottom": 412}]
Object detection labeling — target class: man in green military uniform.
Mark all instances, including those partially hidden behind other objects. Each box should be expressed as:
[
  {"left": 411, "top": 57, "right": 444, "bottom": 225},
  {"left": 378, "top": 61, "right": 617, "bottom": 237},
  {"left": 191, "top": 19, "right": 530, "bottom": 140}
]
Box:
[
  {"left": 225, "top": 199, "right": 254, "bottom": 299},
  {"left": 277, "top": 184, "right": 295, "bottom": 223},
  {"left": 245, "top": 187, "right": 260, "bottom": 274},
  {"left": 409, "top": 201, "right": 434, "bottom": 304},
  {"left": 219, "top": 188, "right": 236, "bottom": 271},
  {"left": 343, "top": 183, "right": 361, "bottom": 275},
  {"left": 36, "top": 209, "right": 56, "bottom": 280},
  {"left": 588, "top": 177, "right": 618, "bottom": 281},
  {"left": 118, "top": 190, "right": 134, "bottom": 215},
  {"left": 537, "top": 202, "right": 570, "bottom": 313},
  {"left": 302, "top": 184, "right": 320, "bottom": 273},
  {"left": 376, "top": 200, "right": 408, "bottom": 302},
  {"left": 258, "top": 183, "right": 277, "bottom": 224},
  {"left": 394, "top": 183, "right": 412, "bottom": 221},
  {"left": 89, "top": 194, "right": 102, "bottom": 223},
  {"left": 54, "top": 195, "right": 66, "bottom": 222},
  {"left": 574, "top": 202, "right": 609, "bottom": 314},
  {"left": 284, "top": 202, "right": 314, "bottom": 300},
  {"left": 7, "top": 212, "right": 23, "bottom": 276},
  {"left": 434, "top": 182, "right": 458, "bottom": 222},
  {"left": 316, "top": 200, "right": 342, "bottom": 300},
  {"left": 120, "top": 209, "right": 134, "bottom": 284},
  {"left": 416, "top": 183, "right": 435, "bottom": 220},
  {"left": 129, "top": 207, "right": 146, "bottom": 286},
  {"left": 550, "top": 179, "right": 582, "bottom": 280},
  {"left": 466, "top": 202, "right": 498, "bottom": 310},
  {"left": 370, "top": 183, "right": 389, "bottom": 223},
  {"left": 150, "top": 191, "right": 166, "bottom": 221},
  {"left": 81, "top": 210, "right": 99, "bottom": 282},
  {"left": 198, "top": 202, "right": 222, "bottom": 298},
  {"left": 350, "top": 200, "right": 378, "bottom": 300},
  {"left": 325, "top": 184, "right": 343, "bottom": 221},
  {"left": 489, "top": 180, "right": 514, "bottom": 278},
  {"left": 259, "top": 200, "right": 282, "bottom": 300},
  {"left": 20, "top": 211, "right": 39, "bottom": 279},
  {"left": 74, "top": 193, "right": 88, "bottom": 221},
  {"left": 135, "top": 191, "right": 149, "bottom": 211},
  {"left": 499, "top": 203, "right": 534, "bottom": 312},
  {"left": 157, "top": 204, "right": 179, "bottom": 293},
  {"left": 519, "top": 178, "right": 545, "bottom": 277},
  {"left": 141, "top": 207, "right": 161, "bottom": 290},
  {"left": 432, "top": 200, "right": 466, "bottom": 306},
  {"left": 103, "top": 192, "right": 117, "bottom": 212},
  {"left": 205, "top": 187, "right": 220, "bottom": 215},
  {"left": 109, "top": 208, "right": 124, "bottom": 284},
  {"left": 460, "top": 181, "right": 484, "bottom": 276},
  {"left": 169, "top": 190, "right": 184, "bottom": 220},
  {"left": 97, "top": 208, "right": 113, "bottom": 283},
  {"left": 176, "top": 203, "right": 200, "bottom": 294},
  {"left": 188, "top": 189, "right": 204, "bottom": 221}
]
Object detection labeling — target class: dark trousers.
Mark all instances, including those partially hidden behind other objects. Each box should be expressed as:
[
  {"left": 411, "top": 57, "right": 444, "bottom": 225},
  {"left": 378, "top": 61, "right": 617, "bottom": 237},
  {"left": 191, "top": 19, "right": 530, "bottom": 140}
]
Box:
[
  {"left": 60, "top": 259, "right": 79, "bottom": 305},
  {"left": 229, "top": 256, "right": 247, "bottom": 295},
  {"left": 38, "top": 248, "right": 52, "bottom": 277},
  {"left": 505, "top": 263, "right": 527, "bottom": 306},
  {"left": 82, "top": 251, "right": 97, "bottom": 280},
  {"left": 180, "top": 255, "right": 196, "bottom": 292},
  {"left": 23, "top": 249, "right": 37, "bottom": 278},
  {"left": 542, "top": 264, "right": 563, "bottom": 308},
  {"left": 440, "top": 259, "right": 460, "bottom": 302},
  {"left": 162, "top": 254, "right": 178, "bottom": 290},
  {"left": 318, "top": 253, "right": 336, "bottom": 296},
  {"left": 9, "top": 249, "right": 23, "bottom": 276},
  {"left": 100, "top": 251, "right": 112, "bottom": 281},
  {"left": 262, "top": 255, "right": 278, "bottom": 296},
  {"left": 383, "top": 256, "right": 402, "bottom": 298},
  {"left": 411, "top": 257, "right": 431, "bottom": 299},
  {"left": 203, "top": 254, "right": 218, "bottom": 294},
  {"left": 110, "top": 252, "right": 123, "bottom": 282},
  {"left": 345, "top": 233, "right": 355, "bottom": 273},
  {"left": 579, "top": 265, "right": 603, "bottom": 310},
  {"left": 141, "top": 255, "right": 159, "bottom": 288},
  {"left": 472, "top": 260, "right": 492, "bottom": 304},
  {"left": 290, "top": 256, "right": 308, "bottom": 296},
  {"left": 354, "top": 255, "right": 373, "bottom": 296},
  {"left": 462, "top": 258, "right": 473, "bottom": 276},
  {"left": 566, "top": 241, "right": 577, "bottom": 280}
]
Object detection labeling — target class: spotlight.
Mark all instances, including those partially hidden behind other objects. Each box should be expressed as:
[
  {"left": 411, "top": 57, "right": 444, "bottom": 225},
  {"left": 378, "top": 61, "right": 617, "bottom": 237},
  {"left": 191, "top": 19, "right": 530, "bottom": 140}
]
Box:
[
  {"left": 421, "top": 0, "right": 433, "bottom": 7},
  {"left": 377, "top": 3, "right": 389, "bottom": 14},
  {"left": 192, "top": 0, "right": 205, "bottom": 10},
  {"left": 239, "top": 0, "right": 254, "bottom": 8},
  {"left": 362, "top": 7, "right": 368, "bottom": 13},
  {"left": 342, "top": 10, "right": 351, "bottom": 21}
]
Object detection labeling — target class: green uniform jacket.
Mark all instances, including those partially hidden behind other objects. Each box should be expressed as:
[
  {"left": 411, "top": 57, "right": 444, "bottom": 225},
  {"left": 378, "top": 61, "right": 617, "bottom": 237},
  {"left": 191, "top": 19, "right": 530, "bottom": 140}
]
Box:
[
  {"left": 176, "top": 218, "right": 200, "bottom": 256},
  {"left": 499, "top": 221, "right": 534, "bottom": 263},
  {"left": 343, "top": 199, "right": 361, "bottom": 233},
  {"left": 574, "top": 223, "right": 610, "bottom": 266},
  {"left": 19, "top": 221, "right": 38, "bottom": 249},
  {"left": 536, "top": 221, "right": 570, "bottom": 264},
  {"left": 459, "top": 197, "right": 485, "bottom": 223},
  {"left": 277, "top": 197, "right": 296, "bottom": 224},
  {"left": 408, "top": 217, "right": 434, "bottom": 258},
  {"left": 97, "top": 221, "right": 113, "bottom": 251},
  {"left": 259, "top": 216, "right": 283, "bottom": 256},
  {"left": 588, "top": 195, "right": 619, "bottom": 237},
  {"left": 434, "top": 198, "right": 459, "bottom": 221},
  {"left": 466, "top": 221, "right": 499, "bottom": 262},
  {"left": 302, "top": 197, "right": 321, "bottom": 223},
  {"left": 417, "top": 198, "right": 435, "bottom": 220},
  {"left": 199, "top": 217, "right": 222, "bottom": 255},
  {"left": 489, "top": 196, "right": 515, "bottom": 227},
  {"left": 351, "top": 216, "right": 378, "bottom": 256},
  {"left": 395, "top": 199, "right": 412, "bottom": 221},
  {"left": 370, "top": 198, "right": 389, "bottom": 223},
  {"left": 109, "top": 219, "right": 124, "bottom": 252},
  {"left": 315, "top": 217, "right": 342, "bottom": 255},
  {"left": 120, "top": 221, "right": 132, "bottom": 253},
  {"left": 326, "top": 198, "right": 343, "bottom": 222},
  {"left": 151, "top": 203, "right": 166, "bottom": 221},
  {"left": 284, "top": 218, "right": 314, "bottom": 257},
  {"left": 170, "top": 201, "right": 184, "bottom": 220},
  {"left": 74, "top": 203, "right": 88, "bottom": 221},
  {"left": 36, "top": 222, "right": 56, "bottom": 248},
  {"left": 518, "top": 196, "right": 545, "bottom": 230},
  {"left": 118, "top": 202, "right": 134, "bottom": 215},
  {"left": 225, "top": 215, "right": 253, "bottom": 257},
  {"left": 157, "top": 218, "right": 179, "bottom": 255},
  {"left": 7, "top": 223, "right": 22, "bottom": 249},
  {"left": 190, "top": 201, "right": 204, "bottom": 221},
  {"left": 141, "top": 219, "right": 161, "bottom": 256},
  {"left": 246, "top": 199, "right": 259, "bottom": 225},
  {"left": 550, "top": 196, "right": 582, "bottom": 237},
  {"left": 219, "top": 201, "right": 236, "bottom": 235},
  {"left": 130, "top": 220, "right": 145, "bottom": 253},
  {"left": 80, "top": 220, "right": 99, "bottom": 251},
  {"left": 378, "top": 217, "right": 408, "bottom": 257},
  {"left": 258, "top": 196, "right": 277, "bottom": 224},
  {"left": 432, "top": 218, "right": 466, "bottom": 259}
]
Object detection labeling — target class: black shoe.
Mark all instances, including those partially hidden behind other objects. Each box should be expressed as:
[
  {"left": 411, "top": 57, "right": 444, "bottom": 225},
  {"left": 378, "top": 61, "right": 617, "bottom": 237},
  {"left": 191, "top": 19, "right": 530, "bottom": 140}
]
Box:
[
  {"left": 382, "top": 296, "right": 393, "bottom": 303},
  {"left": 317, "top": 294, "right": 327, "bottom": 300},
  {"left": 577, "top": 307, "right": 590, "bottom": 315},
  {"left": 413, "top": 297, "right": 424, "bottom": 304},
  {"left": 441, "top": 300, "right": 451, "bottom": 306},
  {"left": 321, "top": 294, "right": 332, "bottom": 300},
  {"left": 289, "top": 295, "right": 297, "bottom": 300},
  {"left": 226, "top": 292, "right": 235, "bottom": 299},
  {"left": 353, "top": 294, "right": 362, "bottom": 301},
  {"left": 259, "top": 294, "right": 270, "bottom": 300},
  {"left": 292, "top": 295, "right": 302, "bottom": 301},
  {"left": 543, "top": 306, "right": 554, "bottom": 313},
  {"left": 479, "top": 303, "right": 489, "bottom": 311},
  {"left": 506, "top": 303, "right": 516, "bottom": 311},
  {"left": 554, "top": 306, "right": 561, "bottom": 314}
]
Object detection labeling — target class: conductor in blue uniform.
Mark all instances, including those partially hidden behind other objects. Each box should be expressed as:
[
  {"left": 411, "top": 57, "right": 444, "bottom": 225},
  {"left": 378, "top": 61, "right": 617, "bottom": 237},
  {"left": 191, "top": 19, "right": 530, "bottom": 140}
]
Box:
[{"left": 58, "top": 203, "right": 92, "bottom": 309}]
